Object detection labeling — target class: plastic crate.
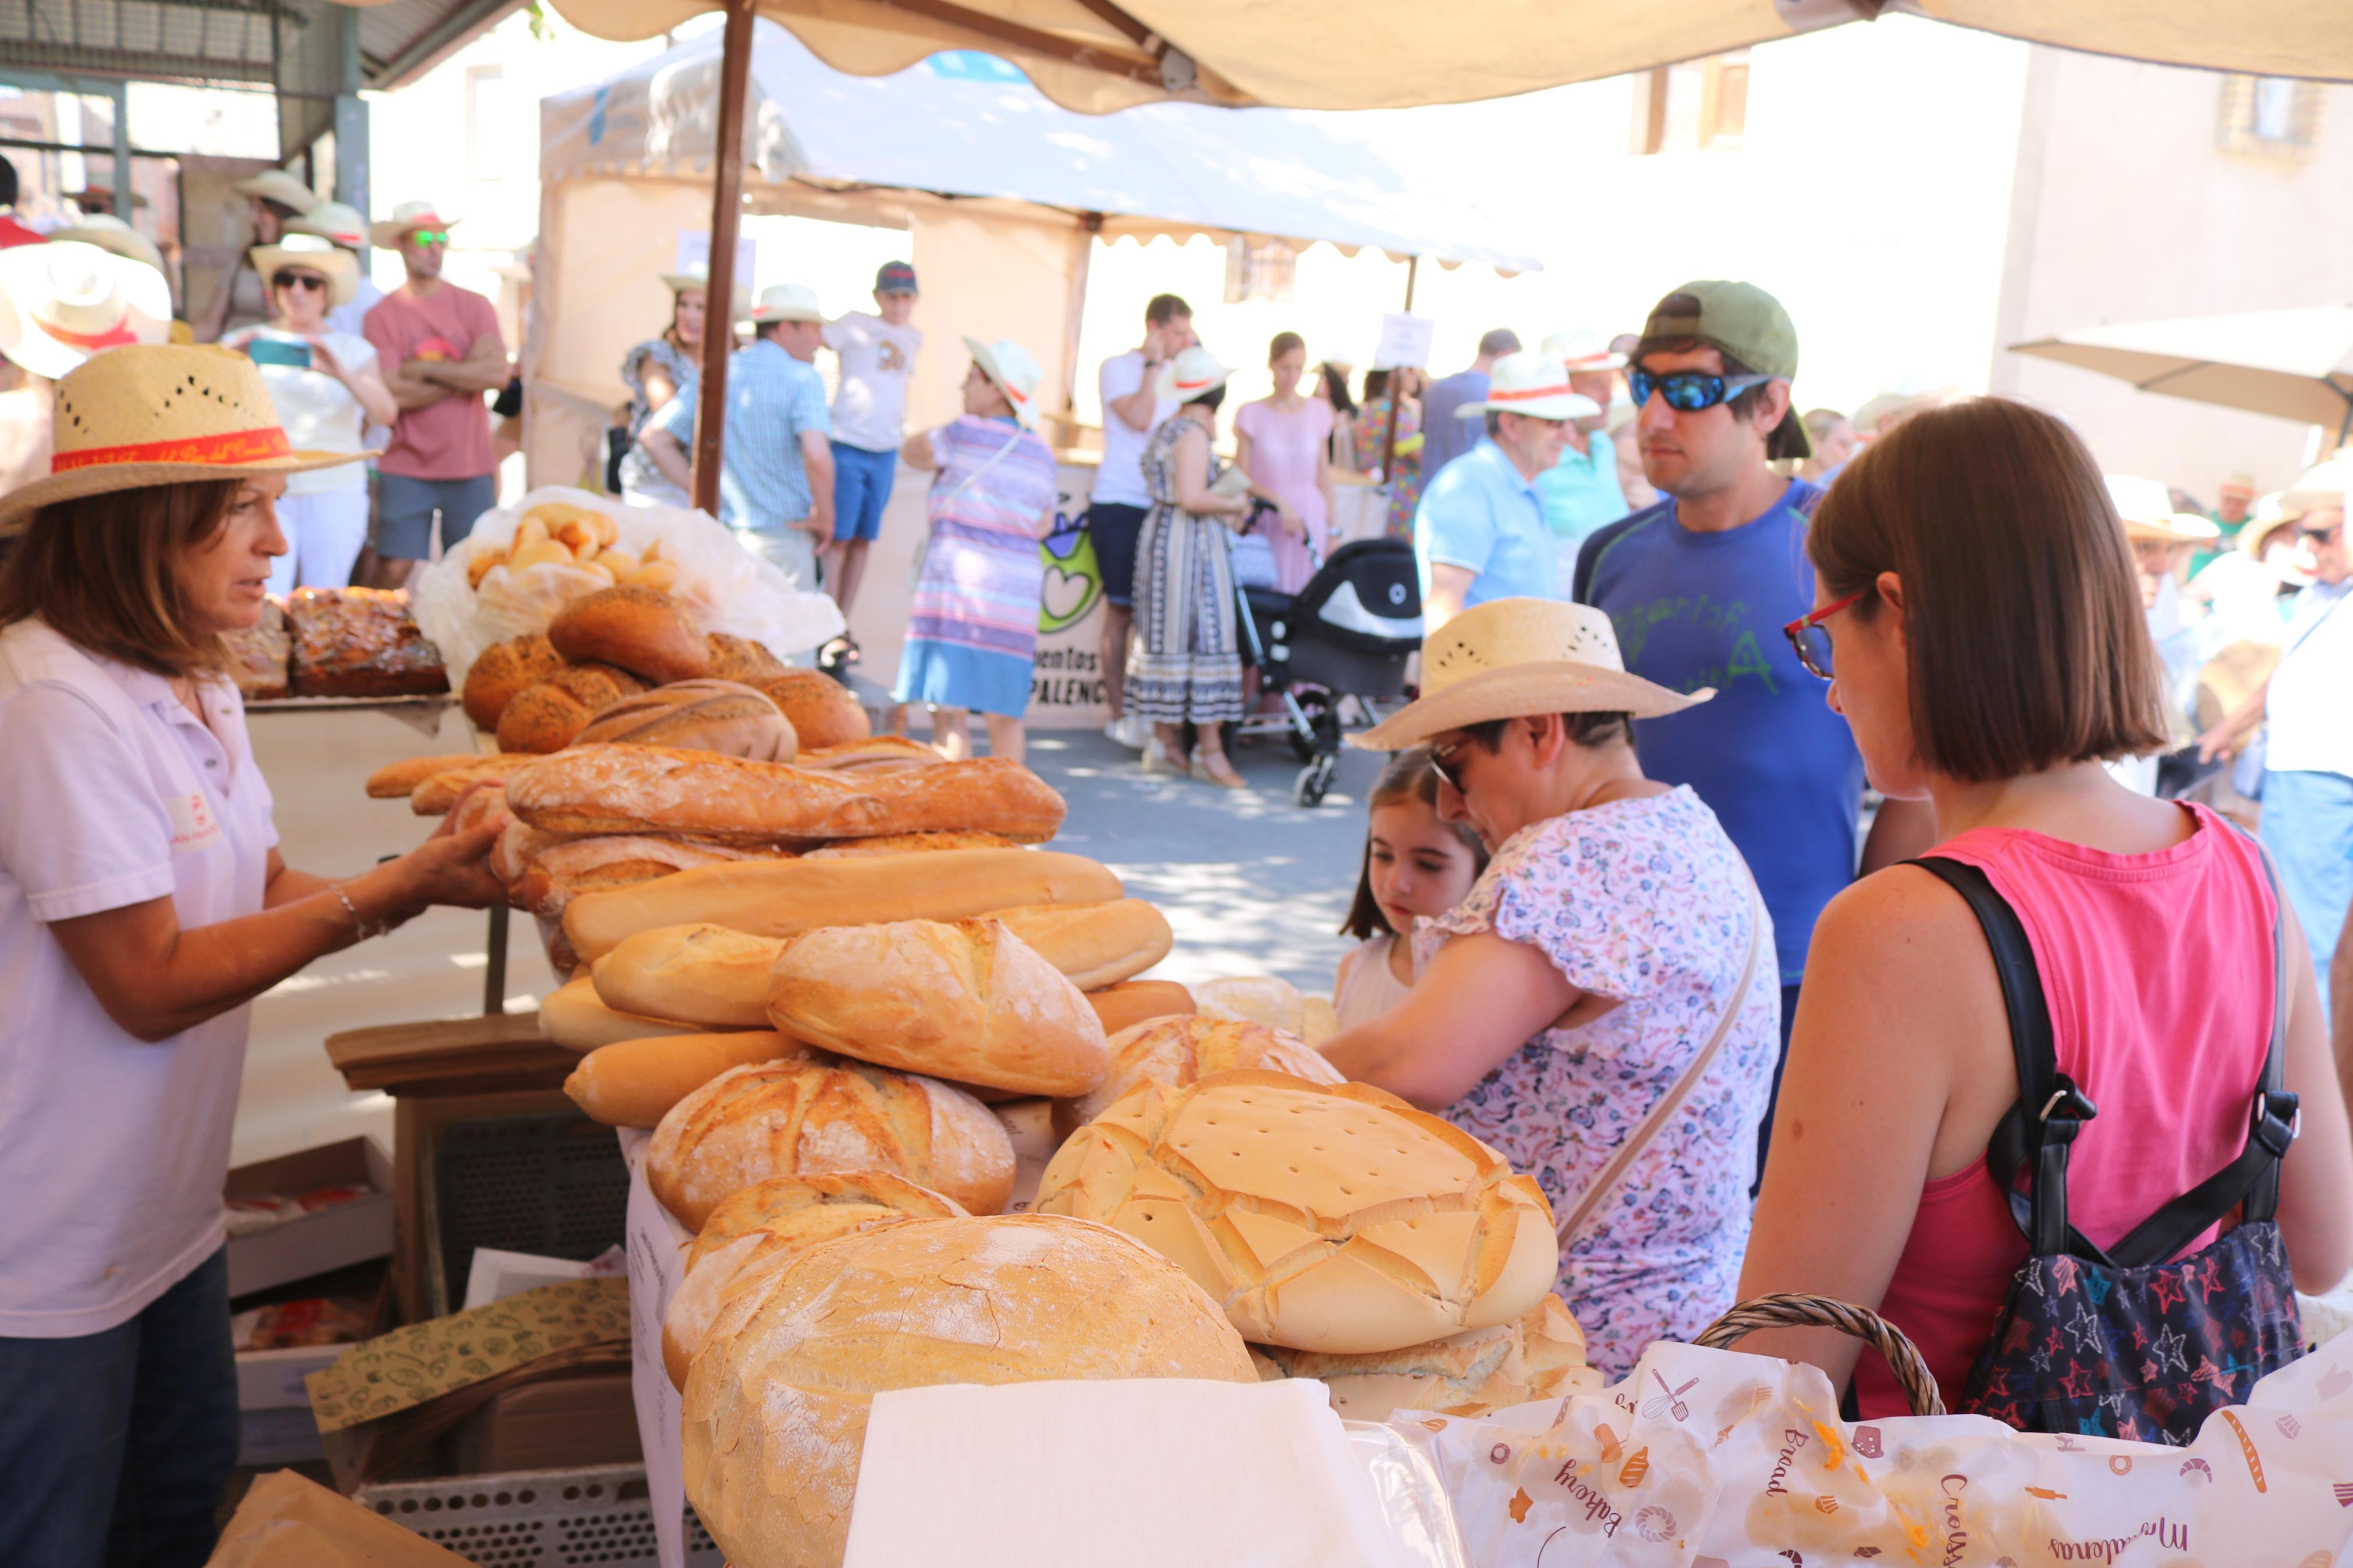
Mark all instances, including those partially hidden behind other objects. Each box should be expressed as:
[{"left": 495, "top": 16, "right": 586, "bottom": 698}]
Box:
[
  {"left": 425, "top": 1111, "right": 629, "bottom": 1317},
  {"left": 355, "top": 1463, "right": 722, "bottom": 1567}
]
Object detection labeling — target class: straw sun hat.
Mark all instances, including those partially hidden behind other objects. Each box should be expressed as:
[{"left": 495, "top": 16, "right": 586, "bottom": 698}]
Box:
[
  {"left": 0, "top": 344, "right": 367, "bottom": 529},
  {"left": 1353, "top": 597, "right": 1709, "bottom": 751},
  {"left": 1453, "top": 351, "right": 1599, "bottom": 422},
  {"left": 0, "top": 240, "right": 172, "bottom": 380},
  {"left": 1155, "top": 344, "right": 1231, "bottom": 402},
  {"left": 2106, "top": 474, "right": 2219, "bottom": 546},
  {"left": 368, "top": 199, "right": 457, "bottom": 249},
  {"left": 743, "top": 283, "right": 826, "bottom": 325},
  {"left": 248, "top": 232, "right": 360, "bottom": 307},
  {"left": 963, "top": 335, "right": 1042, "bottom": 426}
]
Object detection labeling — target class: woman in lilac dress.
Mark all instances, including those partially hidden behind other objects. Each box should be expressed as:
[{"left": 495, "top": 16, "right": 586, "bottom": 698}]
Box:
[{"left": 1234, "top": 332, "right": 1337, "bottom": 593}]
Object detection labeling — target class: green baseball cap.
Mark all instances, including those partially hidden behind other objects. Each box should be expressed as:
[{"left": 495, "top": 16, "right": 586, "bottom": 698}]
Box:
[{"left": 1638, "top": 280, "right": 1809, "bottom": 461}]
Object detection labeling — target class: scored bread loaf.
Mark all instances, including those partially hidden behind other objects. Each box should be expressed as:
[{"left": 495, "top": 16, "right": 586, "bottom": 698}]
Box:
[
  {"left": 495, "top": 664, "right": 650, "bottom": 754},
  {"left": 565, "top": 1029, "right": 805, "bottom": 1128},
  {"left": 705, "top": 632, "right": 785, "bottom": 684},
  {"left": 1256, "top": 1295, "right": 1600, "bottom": 1421},
  {"left": 560, "top": 847, "right": 1119, "bottom": 962},
  {"left": 682, "top": 1214, "right": 1255, "bottom": 1568},
  {"left": 1084, "top": 979, "right": 1195, "bottom": 1037},
  {"left": 574, "top": 680, "right": 796, "bottom": 762},
  {"left": 650, "top": 1056, "right": 1015, "bottom": 1226},
  {"left": 548, "top": 585, "right": 711, "bottom": 684},
  {"left": 1056, "top": 1014, "right": 1343, "bottom": 1135},
  {"left": 765, "top": 919, "right": 1110, "bottom": 1097},
  {"left": 410, "top": 757, "right": 520, "bottom": 815},
  {"left": 367, "top": 753, "right": 492, "bottom": 799},
  {"left": 802, "top": 830, "right": 1015, "bottom": 858},
  {"left": 594, "top": 923, "right": 780, "bottom": 1029},
  {"left": 504, "top": 745, "right": 1064, "bottom": 845},
  {"left": 445, "top": 783, "right": 511, "bottom": 841},
  {"left": 980, "top": 899, "right": 1172, "bottom": 991},
  {"left": 462, "top": 633, "right": 565, "bottom": 730},
  {"left": 492, "top": 819, "right": 574, "bottom": 888},
  {"left": 795, "top": 736, "right": 942, "bottom": 774},
  {"left": 1038, "top": 1070, "right": 1559, "bottom": 1354},
  {"left": 662, "top": 1172, "right": 966, "bottom": 1388},
  {"left": 512, "top": 837, "right": 785, "bottom": 921},
  {"left": 540, "top": 974, "right": 716, "bottom": 1054},
  {"left": 750, "top": 670, "right": 869, "bottom": 751}
]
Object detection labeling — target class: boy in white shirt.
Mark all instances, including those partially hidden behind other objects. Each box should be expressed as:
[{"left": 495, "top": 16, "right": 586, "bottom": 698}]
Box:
[{"left": 822, "top": 262, "right": 923, "bottom": 642}]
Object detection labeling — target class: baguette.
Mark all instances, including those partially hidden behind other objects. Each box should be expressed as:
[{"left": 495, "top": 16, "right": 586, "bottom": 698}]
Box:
[
  {"left": 981, "top": 899, "right": 1172, "bottom": 991},
  {"left": 513, "top": 836, "right": 783, "bottom": 921},
  {"left": 1085, "top": 979, "right": 1195, "bottom": 1036},
  {"left": 594, "top": 923, "right": 780, "bottom": 1029},
  {"left": 446, "top": 784, "right": 512, "bottom": 841},
  {"left": 505, "top": 745, "right": 1064, "bottom": 845},
  {"left": 764, "top": 918, "right": 1110, "bottom": 1097},
  {"left": 410, "top": 758, "right": 519, "bottom": 815},
  {"left": 796, "top": 736, "right": 942, "bottom": 774},
  {"left": 565, "top": 1029, "right": 807, "bottom": 1128},
  {"left": 367, "top": 753, "right": 491, "bottom": 799},
  {"left": 803, "top": 830, "right": 1017, "bottom": 858},
  {"left": 492, "top": 819, "right": 574, "bottom": 888},
  {"left": 540, "top": 974, "right": 719, "bottom": 1053},
  {"left": 562, "top": 847, "right": 1119, "bottom": 963}
]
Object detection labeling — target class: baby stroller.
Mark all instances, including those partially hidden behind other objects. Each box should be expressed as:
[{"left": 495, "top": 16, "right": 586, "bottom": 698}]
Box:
[{"left": 1234, "top": 531, "right": 1423, "bottom": 806}]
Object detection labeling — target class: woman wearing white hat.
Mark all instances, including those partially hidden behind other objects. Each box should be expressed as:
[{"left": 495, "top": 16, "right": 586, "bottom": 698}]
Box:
[
  {"left": 890, "top": 337, "right": 1059, "bottom": 764},
  {"left": 1319, "top": 596, "right": 1776, "bottom": 1374},
  {"left": 1127, "top": 344, "right": 1256, "bottom": 784},
  {"left": 0, "top": 238, "right": 173, "bottom": 497},
  {"left": 193, "top": 168, "right": 317, "bottom": 343},
  {"left": 220, "top": 233, "right": 396, "bottom": 593},
  {"left": 0, "top": 345, "right": 505, "bottom": 1565},
  {"left": 614, "top": 266, "right": 712, "bottom": 507},
  {"left": 282, "top": 200, "right": 386, "bottom": 336}
]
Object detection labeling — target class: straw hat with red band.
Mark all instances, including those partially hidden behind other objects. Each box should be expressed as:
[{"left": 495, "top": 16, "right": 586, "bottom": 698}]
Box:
[
  {"left": 1155, "top": 345, "right": 1232, "bottom": 403},
  {"left": 0, "top": 344, "right": 372, "bottom": 529},
  {"left": 1539, "top": 329, "right": 1627, "bottom": 374},
  {"left": 962, "top": 335, "right": 1043, "bottom": 428},
  {"left": 285, "top": 200, "right": 368, "bottom": 251},
  {"left": 0, "top": 239, "right": 172, "bottom": 380},
  {"left": 369, "top": 199, "right": 457, "bottom": 249},
  {"left": 1452, "top": 351, "right": 1599, "bottom": 423}
]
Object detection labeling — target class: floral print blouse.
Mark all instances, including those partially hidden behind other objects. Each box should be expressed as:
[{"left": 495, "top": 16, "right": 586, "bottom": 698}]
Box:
[{"left": 1421, "top": 786, "right": 1779, "bottom": 1376}]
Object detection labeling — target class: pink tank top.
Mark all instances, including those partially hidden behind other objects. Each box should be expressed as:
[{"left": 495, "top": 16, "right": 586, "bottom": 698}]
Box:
[{"left": 1854, "top": 803, "right": 2277, "bottom": 1419}]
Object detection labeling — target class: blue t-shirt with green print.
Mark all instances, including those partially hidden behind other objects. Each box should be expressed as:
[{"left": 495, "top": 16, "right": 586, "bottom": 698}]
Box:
[{"left": 1572, "top": 478, "right": 1860, "bottom": 984}]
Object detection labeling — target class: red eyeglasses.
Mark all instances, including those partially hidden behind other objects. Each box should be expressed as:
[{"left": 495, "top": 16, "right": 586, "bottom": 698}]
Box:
[{"left": 1783, "top": 588, "right": 1869, "bottom": 680}]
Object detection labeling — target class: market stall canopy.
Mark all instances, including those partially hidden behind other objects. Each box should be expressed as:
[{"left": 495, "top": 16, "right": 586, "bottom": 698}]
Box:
[
  {"left": 2011, "top": 305, "right": 2353, "bottom": 441},
  {"left": 538, "top": 26, "right": 1541, "bottom": 272},
  {"left": 542, "top": 0, "right": 2351, "bottom": 115}
]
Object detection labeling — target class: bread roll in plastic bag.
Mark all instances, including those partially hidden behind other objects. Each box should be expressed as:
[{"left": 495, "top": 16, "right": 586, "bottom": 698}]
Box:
[{"left": 413, "top": 485, "right": 843, "bottom": 690}]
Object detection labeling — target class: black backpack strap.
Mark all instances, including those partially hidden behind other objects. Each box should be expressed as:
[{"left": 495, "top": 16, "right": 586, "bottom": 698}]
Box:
[
  {"left": 2104, "top": 835, "right": 2298, "bottom": 1267},
  {"left": 1910, "top": 856, "right": 2104, "bottom": 1261}
]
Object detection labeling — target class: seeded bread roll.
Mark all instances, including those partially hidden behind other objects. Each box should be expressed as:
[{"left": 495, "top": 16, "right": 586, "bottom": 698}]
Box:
[
  {"left": 462, "top": 633, "right": 565, "bottom": 731},
  {"left": 574, "top": 680, "right": 796, "bottom": 762},
  {"left": 705, "top": 632, "right": 786, "bottom": 684},
  {"left": 548, "top": 585, "right": 711, "bottom": 685},
  {"left": 564, "top": 1029, "right": 805, "bottom": 1128},
  {"left": 765, "top": 918, "right": 1110, "bottom": 1097},
  {"left": 749, "top": 670, "right": 870, "bottom": 752},
  {"left": 649, "top": 1055, "right": 1014, "bottom": 1225},
  {"left": 495, "top": 664, "right": 650, "bottom": 754}
]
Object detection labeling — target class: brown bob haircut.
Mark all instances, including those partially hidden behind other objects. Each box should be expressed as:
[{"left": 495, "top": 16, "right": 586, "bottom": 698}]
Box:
[
  {"left": 0, "top": 478, "right": 244, "bottom": 678},
  {"left": 1807, "top": 397, "right": 2167, "bottom": 782}
]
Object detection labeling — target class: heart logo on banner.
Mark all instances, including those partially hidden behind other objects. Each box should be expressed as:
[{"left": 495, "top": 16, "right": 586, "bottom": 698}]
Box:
[{"left": 1039, "top": 564, "right": 1097, "bottom": 630}]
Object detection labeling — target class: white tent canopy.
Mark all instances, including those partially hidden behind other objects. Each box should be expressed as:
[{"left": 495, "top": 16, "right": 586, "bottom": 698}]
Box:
[{"left": 538, "top": 26, "right": 1541, "bottom": 272}]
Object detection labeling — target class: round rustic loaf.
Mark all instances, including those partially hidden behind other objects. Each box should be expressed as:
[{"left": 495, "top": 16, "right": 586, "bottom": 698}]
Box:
[
  {"left": 549, "top": 585, "right": 711, "bottom": 685},
  {"left": 462, "top": 633, "right": 565, "bottom": 730},
  {"left": 574, "top": 679, "right": 797, "bottom": 762},
  {"left": 683, "top": 1213, "right": 1257, "bottom": 1568},
  {"left": 495, "top": 663, "right": 649, "bottom": 753},
  {"left": 705, "top": 632, "right": 786, "bottom": 684},
  {"left": 1256, "top": 1294, "right": 1600, "bottom": 1421},
  {"left": 650, "top": 1056, "right": 1014, "bottom": 1227},
  {"left": 1037, "top": 1069, "right": 1559, "bottom": 1354},
  {"left": 1056, "top": 1013, "right": 1342, "bottom": 1135},
  {"left": 662, "top": 1171, "right": 967, "bottom": 1388},
  {"left": 752, "top": 670, "right": 871, "bottom": 751}
]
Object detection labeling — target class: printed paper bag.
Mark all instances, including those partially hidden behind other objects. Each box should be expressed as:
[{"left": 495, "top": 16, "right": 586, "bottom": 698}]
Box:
[{"left": 1392, "top": 1329, "right": 2353, "bottom": 1568}]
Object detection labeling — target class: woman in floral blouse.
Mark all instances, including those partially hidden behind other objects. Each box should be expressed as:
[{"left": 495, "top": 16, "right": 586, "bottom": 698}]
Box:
[{"left": 1321, "top": 596, "right": 1778, "bottom": 1374}]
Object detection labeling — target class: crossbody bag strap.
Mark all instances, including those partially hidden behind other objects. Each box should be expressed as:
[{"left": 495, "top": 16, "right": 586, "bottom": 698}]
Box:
[
  {"left": 1555, "top": 873, "right": 1766, "bottom": 1249},
  {"left": 2104, "top": 831, "right": 2298, "bottom": 1267},
  {"left": 1908, "top": 857, "right": 2105, "bottom": 1262}
]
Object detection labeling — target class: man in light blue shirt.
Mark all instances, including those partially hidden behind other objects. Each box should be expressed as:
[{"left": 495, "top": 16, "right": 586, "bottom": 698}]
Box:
[
  {"left": 642, "top": 283, "right": 835, "bottom": 588},
  {"left": 1414, "top": 350, "right": 1580, "bottom": 627}
]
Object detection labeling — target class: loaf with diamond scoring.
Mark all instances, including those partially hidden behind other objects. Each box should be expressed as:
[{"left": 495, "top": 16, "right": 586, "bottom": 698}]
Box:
[
  {"left": 1055, "top": 1013, "right": 1342, "bottom": 1136},
  {"left": 1037, "top": 1069, "right": 1559, "bottom": 1354}
]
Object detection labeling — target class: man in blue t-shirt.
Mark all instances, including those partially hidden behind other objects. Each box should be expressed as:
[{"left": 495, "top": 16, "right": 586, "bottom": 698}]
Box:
[{"left": 1573, "top": 281, "right": 1936, "bottom": 1177}]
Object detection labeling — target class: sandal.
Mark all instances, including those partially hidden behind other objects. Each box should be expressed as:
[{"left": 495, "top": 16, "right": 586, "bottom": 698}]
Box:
[
  {"left": 1142, "top": 738, "right": 1187, "bottom": 775},
  {"left": 1191, "top": 750, "right": 1246, "bottom": 790}
]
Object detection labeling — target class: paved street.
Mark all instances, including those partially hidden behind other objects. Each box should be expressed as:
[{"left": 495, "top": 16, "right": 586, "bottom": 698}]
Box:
[{"left": 234, "top": 708, "right": 1388, "bottom": 1168}]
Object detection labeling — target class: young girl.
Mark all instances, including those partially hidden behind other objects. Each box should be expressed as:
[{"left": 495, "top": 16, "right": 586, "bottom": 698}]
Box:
[{"left": 1333, "top": 746, "right": 1488, "bottom": 1028}]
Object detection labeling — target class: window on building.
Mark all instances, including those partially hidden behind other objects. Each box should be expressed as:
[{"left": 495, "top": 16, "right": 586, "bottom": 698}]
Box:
[
  {"left": 2217, "top": 73, "right": 2322, "bottom": 157},
  {"left": 1225, "top": 235, "right": 1295, "bottom": 304},
  {"left": 1632, "top": 51, "right": 1749, "bottom": 154}
]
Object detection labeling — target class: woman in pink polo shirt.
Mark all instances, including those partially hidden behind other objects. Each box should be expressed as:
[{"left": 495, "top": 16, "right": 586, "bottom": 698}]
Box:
[
  {"left": 0, "top": 346, "right": 503, "bottom": 1567},
  {"left": 1738, "top": 397, "right": 2353, "bottom": 1439}
]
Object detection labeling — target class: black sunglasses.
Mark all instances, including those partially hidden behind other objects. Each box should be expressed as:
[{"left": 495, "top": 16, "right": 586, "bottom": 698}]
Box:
[
  {"left": 1629, "top": 367, "right": 1772, "bottom": 413},
  {"left": 271, "top": 270, "right": 328, "bottom": 293}
]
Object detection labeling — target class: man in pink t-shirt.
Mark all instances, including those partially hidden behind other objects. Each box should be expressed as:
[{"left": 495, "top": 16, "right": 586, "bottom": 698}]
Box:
[{"left": 361, "top": 200, "right": 508, "bottom": 588}]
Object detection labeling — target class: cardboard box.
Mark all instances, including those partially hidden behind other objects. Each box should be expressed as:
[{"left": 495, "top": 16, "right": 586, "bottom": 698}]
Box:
[
  {"left": 444, "top": 1368, "right": 643, "bottom": 1474},
  {"left": 225, "top": 1137, "right": 394, "bottom": 1298}
]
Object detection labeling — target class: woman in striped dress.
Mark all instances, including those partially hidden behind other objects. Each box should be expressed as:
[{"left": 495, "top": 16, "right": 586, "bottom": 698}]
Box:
[
  {"left": 893, "top": 337, "right": 1059, "bottom": 764},
  {"left": 1127, "top": 346, "right": 1255, "bottom": 787}
]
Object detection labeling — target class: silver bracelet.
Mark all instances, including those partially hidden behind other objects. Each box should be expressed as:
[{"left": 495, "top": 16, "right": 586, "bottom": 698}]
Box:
[{"left": 328, "top": 881, "right": 375, "bottom": 940}]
